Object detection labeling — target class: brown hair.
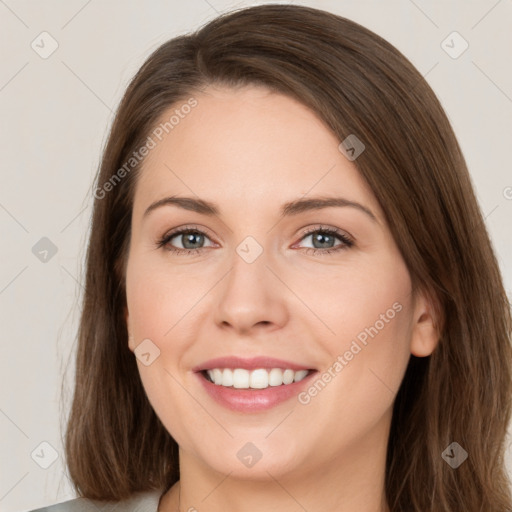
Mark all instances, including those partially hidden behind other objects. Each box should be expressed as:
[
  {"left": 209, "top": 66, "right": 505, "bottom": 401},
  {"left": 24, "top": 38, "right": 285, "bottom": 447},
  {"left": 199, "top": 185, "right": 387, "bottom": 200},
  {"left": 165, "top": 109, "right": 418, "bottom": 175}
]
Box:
[{"left": 64, "top": 4, "right": 512, "bottom": 510}]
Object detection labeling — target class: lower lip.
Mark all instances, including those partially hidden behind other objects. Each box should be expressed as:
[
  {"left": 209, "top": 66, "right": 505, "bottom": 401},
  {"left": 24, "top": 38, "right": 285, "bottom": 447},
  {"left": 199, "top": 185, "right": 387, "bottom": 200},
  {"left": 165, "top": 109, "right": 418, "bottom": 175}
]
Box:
[{"left": 196, "top": 371, "right": 317, "bottom": 412}]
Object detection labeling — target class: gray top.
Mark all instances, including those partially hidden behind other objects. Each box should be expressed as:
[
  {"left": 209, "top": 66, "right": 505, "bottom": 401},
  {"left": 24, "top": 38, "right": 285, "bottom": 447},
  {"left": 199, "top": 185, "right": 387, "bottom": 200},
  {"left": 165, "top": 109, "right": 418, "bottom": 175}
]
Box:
[{"left": 26, "top": 490, "right": 164, "bottom": 512}]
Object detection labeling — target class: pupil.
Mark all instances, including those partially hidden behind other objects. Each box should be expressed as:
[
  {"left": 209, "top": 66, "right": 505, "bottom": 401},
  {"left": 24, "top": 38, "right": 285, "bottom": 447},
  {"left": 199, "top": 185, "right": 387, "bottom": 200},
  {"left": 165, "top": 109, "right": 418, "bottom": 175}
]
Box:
[
  {"left": 183, "top": 233, "right": 203, "bottom": 249},
  {"left": 314, "top": 233, "right": 333, "bottom": 248},
  {"left": 183, "top": 232, "right": 203, "bottom": 249}
]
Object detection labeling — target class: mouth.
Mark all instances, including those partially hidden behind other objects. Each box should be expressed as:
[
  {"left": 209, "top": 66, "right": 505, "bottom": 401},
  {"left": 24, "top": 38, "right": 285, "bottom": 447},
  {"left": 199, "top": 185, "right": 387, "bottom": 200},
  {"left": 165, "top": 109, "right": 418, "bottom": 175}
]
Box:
[
  {"left": 193, "top": 356, "right": 318, "bottom": 412},
  {"left": 200, "top": 367, "right": 315, "bottom": 389}
]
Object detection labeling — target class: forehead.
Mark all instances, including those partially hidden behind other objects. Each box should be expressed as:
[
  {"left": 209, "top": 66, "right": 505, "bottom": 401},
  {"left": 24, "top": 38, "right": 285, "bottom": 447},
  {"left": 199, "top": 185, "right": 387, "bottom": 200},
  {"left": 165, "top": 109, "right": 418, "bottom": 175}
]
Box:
[{"left": 132, "top": 85, "right": 383, "bottom": 222}]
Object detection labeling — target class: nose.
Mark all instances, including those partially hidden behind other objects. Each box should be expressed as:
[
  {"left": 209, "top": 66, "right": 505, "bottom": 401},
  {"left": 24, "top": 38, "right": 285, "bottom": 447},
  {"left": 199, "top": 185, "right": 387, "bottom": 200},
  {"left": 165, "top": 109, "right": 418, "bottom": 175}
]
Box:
[{"left": 213, "top": 244, "right": 290, "bottom": 336}]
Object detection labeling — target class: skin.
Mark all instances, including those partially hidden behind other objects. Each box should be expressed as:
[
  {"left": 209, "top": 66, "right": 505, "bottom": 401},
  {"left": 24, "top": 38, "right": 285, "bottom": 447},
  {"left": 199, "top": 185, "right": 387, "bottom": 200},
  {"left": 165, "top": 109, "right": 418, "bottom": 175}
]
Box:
[{"left": 124, "top": 84, "right": 439, "bottom": 512}]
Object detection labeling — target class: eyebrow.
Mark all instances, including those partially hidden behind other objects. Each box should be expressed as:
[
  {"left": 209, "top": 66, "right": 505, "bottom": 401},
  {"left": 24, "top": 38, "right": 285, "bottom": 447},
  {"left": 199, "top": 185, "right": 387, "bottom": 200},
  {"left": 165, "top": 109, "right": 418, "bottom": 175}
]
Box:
[{"left": 143, "top": 195, "right": 378, "bottom": 223}]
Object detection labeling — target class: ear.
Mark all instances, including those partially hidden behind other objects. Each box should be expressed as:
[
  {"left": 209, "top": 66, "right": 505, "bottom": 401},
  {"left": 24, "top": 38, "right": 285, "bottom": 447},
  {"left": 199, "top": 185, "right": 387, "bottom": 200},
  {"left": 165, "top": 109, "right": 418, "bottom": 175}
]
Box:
[{"left": 410, "top": 289, "right": 441, "bottom": 357}]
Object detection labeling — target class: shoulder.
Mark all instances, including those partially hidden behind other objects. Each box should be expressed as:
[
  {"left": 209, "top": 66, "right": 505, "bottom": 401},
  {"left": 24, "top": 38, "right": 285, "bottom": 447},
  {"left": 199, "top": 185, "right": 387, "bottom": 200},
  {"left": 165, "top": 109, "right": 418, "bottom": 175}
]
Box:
[{"left": 27, "top": 490, "right": 164, "bottom": 512}]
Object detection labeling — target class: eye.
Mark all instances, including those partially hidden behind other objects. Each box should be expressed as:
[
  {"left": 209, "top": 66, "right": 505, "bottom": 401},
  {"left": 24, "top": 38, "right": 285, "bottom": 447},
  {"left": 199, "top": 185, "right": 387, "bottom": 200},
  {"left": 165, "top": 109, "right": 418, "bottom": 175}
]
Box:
[
  {"left": 156, "top": 224, "right": 354, "bottom": 256},
  {"left": 295, "top": 226, "right": 354, "bottom": 255},
  {"left": 156, "top": 225, "right": 215, "bottom": 255}
]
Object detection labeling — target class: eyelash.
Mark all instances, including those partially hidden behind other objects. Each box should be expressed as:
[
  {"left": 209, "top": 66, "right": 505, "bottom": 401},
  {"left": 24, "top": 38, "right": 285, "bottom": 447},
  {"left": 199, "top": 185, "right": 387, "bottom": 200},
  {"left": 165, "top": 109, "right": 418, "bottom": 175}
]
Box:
[{"left": 156, "top": 225, "right": 354, "bottom": 256}]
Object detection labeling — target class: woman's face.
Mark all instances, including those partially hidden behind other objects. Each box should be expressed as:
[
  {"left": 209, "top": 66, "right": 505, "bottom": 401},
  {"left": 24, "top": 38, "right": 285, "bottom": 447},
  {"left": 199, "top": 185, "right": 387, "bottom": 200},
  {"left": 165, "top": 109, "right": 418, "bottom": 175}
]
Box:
[{"left": 124, "top": 84, "right": 437, "bottom": 481}]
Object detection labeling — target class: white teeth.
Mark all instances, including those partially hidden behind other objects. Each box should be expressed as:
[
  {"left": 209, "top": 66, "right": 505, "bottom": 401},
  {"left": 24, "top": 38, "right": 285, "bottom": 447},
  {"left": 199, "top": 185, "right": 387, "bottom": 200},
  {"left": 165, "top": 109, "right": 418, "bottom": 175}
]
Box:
[
  {"left": 294, "top": 369, "right": 309, "bottom": 382},
  {"left": 233, "top": 369, "right": 249, "bottom": 389},
  {"left": 268, "top": 368, "right": 283, "bottom": 386},
  {"left": 222, "top": 368, "right": 233, "bottom": 387},
  {"left": 212, "top": 368, "right": 223, "bottom": 385},
  {"left": 205, "top": 368, "right": 311, "bottom": 389},
  {"left": 249, "top": 369, "right": 268, "bottom": 389},
  {"left": 283, "top": 369, "right": 294, "bottom": 385}
]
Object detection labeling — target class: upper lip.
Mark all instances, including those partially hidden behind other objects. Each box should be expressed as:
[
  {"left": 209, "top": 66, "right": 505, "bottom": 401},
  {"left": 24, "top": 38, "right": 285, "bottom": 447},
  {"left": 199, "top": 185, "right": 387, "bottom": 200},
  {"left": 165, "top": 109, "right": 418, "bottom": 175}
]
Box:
[{"left": 192, "top": 356, "right": 314, "bottom": 372}]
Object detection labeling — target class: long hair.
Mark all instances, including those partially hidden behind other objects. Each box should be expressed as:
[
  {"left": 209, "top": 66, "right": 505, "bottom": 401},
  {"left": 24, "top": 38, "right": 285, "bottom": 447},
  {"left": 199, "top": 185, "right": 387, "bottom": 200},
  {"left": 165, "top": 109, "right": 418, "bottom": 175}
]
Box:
[{"left": 64, "top": 5, "right": 512, "bottom": 510}]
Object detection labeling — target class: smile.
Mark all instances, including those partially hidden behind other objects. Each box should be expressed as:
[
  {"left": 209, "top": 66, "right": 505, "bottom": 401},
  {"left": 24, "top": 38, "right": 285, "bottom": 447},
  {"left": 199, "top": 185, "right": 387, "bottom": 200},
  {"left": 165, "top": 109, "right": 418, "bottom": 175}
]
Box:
[{"left": 203, "top": 368, "right": 312, "bottom": 389}]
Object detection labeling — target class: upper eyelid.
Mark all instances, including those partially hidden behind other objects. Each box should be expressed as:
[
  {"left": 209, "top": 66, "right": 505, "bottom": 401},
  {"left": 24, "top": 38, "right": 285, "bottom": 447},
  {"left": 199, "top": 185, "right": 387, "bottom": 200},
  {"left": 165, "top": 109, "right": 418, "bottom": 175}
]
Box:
[{"left": 164, "top": 224, "right": 215, "bottom": 241}]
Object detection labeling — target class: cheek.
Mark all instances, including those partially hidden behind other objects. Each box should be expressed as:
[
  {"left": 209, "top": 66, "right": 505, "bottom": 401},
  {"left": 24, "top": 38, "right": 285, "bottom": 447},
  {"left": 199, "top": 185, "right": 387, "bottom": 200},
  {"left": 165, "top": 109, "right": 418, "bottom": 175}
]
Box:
[
  {"left": 125, "top": 255, "right": 207, "bottom": 445},
  {"left": 125, "top": 254, "right": 197, "bottom": 344},
  {"left": 134, "top": 360, "right": 201, "bottom": 453},
  {"left": 295, "top": 280, "right": 413, "bottom": 457},
  {"left": 303, "top": 255, "right": 412, "bottom": 351},
  {"left": 306, "top": 250, "right": 414, "bottom": 398}
]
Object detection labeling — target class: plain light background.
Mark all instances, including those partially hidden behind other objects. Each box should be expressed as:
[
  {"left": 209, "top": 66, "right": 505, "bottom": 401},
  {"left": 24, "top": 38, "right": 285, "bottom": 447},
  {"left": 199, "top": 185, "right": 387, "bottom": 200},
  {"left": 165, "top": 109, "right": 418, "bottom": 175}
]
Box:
[{"left": 1, "top": 0, "right": 511, "bottom": 510}]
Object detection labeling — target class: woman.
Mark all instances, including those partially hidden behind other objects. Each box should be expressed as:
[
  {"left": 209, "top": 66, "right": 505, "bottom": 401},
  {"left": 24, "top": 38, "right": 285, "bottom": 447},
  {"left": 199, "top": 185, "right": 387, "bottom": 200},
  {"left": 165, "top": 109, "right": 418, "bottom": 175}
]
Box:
[{"left": 33, "top": 4, "right": 512, "bottom": 511}]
